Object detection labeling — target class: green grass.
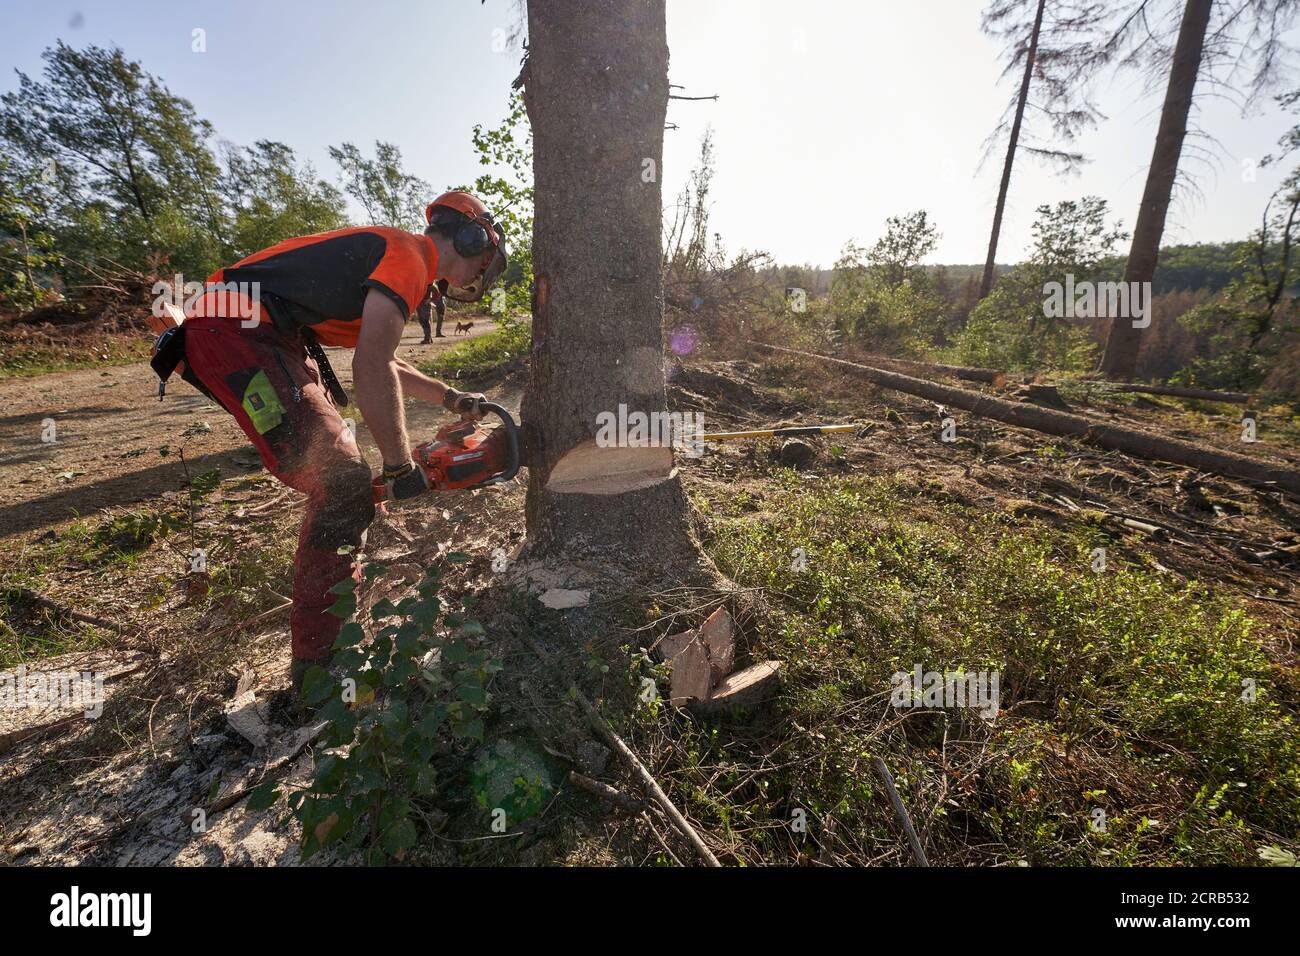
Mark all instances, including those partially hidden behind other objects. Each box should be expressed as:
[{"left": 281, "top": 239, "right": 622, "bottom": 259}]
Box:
[
  {"left": 417, "top": 315, "right": 531, "bottom": 379},
  {"left": 681, "top": 472, "right": 1299, "bottom": 865},
  {"left": 0, "top": 336, "right": 152, "bottom": 379}
]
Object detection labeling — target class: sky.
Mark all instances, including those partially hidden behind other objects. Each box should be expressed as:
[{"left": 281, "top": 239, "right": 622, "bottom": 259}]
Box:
[{"left": 2, "top": 0, "right": 1299, "bottom": 267}]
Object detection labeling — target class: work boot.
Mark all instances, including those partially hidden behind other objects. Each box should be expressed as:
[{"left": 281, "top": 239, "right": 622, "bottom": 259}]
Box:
[{"left": 420, "top": 335, "right": 432, "bottom": 344}]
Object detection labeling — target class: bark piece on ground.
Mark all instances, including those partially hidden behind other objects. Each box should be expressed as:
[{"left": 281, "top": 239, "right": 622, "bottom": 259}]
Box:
[
  {"left": 539, "top": 588, "right": 591, "bottom": 609},
  {"left": 697, "top": 607, "right": 736, "bottom": 684},
  {"left": 224, "top": 671, "right": 272, "bottom": 748},
  {"left": 544, "top": 441, "right": 676, "bottom": 496},
  {"left": 692, "top": 661, "right": 783, "bottom": 715},
  {"left": 1015, "top": 383, "right": 1072, "bottom": 411},
  {"left": 0, "top": 650, "right": 148, "bottom": 754},
  {"left": 669, "top": 637, "right": 712, "bottom": 705}
]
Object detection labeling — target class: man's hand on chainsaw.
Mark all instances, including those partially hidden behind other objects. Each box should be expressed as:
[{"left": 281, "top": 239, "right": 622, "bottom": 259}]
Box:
[
  {"left": 442, "top": 387, "right": 487, "bottom": 420},
  {"left": 375, "top": 460, "right": 431, "bottom": 502}
]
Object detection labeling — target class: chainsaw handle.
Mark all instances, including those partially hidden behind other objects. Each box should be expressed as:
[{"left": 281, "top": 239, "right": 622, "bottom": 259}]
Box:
[{"left": 476, "top": 400, "right": 521, "bottom": 486}]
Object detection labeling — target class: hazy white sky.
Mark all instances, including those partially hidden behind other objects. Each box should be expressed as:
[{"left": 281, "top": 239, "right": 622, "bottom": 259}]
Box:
[{"left": 2, "top": 0, "right": 1298, "bottom": 266}]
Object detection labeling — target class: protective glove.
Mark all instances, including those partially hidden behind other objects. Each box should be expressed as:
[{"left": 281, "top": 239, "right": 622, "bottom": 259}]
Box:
[
  {"left": 442, "top": 387, "right": 487, "bottom": 419},
  {"left": 376, "top": 460, "right": 431, "bottom": 501}
]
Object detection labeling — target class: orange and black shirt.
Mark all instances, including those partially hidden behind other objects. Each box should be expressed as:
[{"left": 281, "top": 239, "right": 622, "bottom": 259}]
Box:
[{"left": 206, "top": 226, "right": 440, "bottom": 348}]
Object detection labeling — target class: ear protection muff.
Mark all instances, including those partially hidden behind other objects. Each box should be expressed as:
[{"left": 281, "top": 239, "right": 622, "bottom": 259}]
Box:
[{"left": 452, "top": 217, "right": 492, "bottom": 258}]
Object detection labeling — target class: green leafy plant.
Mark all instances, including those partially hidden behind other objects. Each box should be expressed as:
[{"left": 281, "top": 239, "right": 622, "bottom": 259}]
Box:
[{"left": 252, "top": 557, "right": 499, "bottom": 864}]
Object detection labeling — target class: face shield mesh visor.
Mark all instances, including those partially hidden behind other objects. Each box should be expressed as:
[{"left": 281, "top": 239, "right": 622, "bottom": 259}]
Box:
[{"left": 443, "top": 225, "right": 508, "bottom": 302}]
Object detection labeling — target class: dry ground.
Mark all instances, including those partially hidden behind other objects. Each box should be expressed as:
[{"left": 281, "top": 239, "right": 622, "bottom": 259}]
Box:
[{"left": 0, "top": 334, "right": 1297, "bottom": 866}]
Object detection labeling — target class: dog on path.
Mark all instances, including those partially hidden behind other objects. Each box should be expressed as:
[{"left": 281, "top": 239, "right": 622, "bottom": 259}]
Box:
[{"left": 454, "top": 321, "right": 474, "bottom": 335}]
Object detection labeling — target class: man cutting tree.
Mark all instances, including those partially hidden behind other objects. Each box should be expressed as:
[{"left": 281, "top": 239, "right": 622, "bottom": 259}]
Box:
[{"left": 163, "top": 192, "right": 508, "bottom": 691}]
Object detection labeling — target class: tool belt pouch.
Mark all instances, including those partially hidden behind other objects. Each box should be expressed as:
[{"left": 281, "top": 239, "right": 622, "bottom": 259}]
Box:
[{"left": 150, "top": 326, "right": 187, "bottom": 398}]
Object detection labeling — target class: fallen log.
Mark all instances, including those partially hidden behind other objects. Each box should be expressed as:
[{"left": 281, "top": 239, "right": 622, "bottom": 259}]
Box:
[
  {"left": 851, "top": 352, "right": 1006, "bottom": 388},
  {"left": 1097, "top": 382, "right": 1251, "bottom": 404},
  {"left": 752, "top": 342, "right": 1300, "bottom": 496}
]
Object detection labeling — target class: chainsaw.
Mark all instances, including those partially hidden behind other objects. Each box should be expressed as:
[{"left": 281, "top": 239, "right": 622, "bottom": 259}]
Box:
[{"left": 371, "top": 400, "right": 520, "bottom": 503}]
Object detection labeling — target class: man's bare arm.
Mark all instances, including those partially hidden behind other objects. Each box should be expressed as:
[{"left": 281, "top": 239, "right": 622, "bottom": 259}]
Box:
[
  {"left": 353, "top": 289, "right": 412, "bottom": 467},
  {"left": 394, "top": 358, "right": 451, "bottom": 406}
]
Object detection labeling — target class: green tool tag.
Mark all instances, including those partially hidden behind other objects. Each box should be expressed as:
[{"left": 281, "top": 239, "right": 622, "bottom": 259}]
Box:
[{"left": 241, "top": 370, "right": 286, "bottom": 434}]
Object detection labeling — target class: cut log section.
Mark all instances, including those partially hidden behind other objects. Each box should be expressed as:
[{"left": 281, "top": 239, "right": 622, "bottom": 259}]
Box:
[
  {"left": 698, "top": 607, "right": 736, "bottom": 684},
  {"left": 753, "top": 342, "right": 1300, "bottom": 496},
  {"left": 545, "top": 440, "right": 676, "bottom": 495},
  {"left": 669, "top": 637, "right": 712, "bottom": 705},
  {"left": 652, "top": 629, "right": 697, "bottom": 663},
  {"left": 692, "top": 662, "right": 783, "bottom": 715}
]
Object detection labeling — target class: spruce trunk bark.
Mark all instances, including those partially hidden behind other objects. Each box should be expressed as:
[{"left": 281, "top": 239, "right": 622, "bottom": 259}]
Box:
[
  {"left": 1099, "top": 0, "right": 1213, "bottom": 379},
  {"left": 519, "top": 0, "right": 699, "bottom": 575}
]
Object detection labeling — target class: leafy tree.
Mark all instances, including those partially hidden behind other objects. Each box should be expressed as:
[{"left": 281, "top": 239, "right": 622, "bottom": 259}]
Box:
[
  {"left": 221, "top": 141, "right": 347, "bottom": 258},
  {"left": 328, "top": 141, "right": 430, "bottom": 232},
  {"left": 0, "top": 159, "right": 60, "bottom": 309},
  {"left": 866, "top": 210, "right": 941, "bottom": 288},
  {"left": 447, "top": 89, "right": 534, "bottom": 309},
  {"left": 954, "top": 197, "right": 1127, "bottom": 371},
  {"left": 0, "top": 42, "right": 227, "bottom": 276},
  {"left": 831, "top": 211, "right": 947, "bottom": 351},
  {"left": 1175, "top": 175, "right": 1300, "bottom": 392}
]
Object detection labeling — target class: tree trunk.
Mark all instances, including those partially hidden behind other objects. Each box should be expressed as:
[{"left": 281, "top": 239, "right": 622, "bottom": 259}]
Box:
[
  {"left": 980, "top": 0, "right": 1047, "bottom": 301},
  {"left": 1099, "top": 0, "right": 1213, "bottom": 379},
  {"left": 519, "top": 0, "right": 699, "bottom": 576}
]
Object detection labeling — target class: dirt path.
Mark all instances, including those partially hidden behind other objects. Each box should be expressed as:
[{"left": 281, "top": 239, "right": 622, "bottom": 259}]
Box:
[{"left": 0, "top": 322, "right": 499, "bottom": 541}]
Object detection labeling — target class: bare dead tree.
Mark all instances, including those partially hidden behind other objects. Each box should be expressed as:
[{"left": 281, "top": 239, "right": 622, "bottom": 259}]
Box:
[{"left": 979, "top": 0, "right": 1111, "bottom": 300}]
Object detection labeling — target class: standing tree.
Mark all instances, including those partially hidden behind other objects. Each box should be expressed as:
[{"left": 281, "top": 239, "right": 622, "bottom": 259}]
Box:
[
  {"left": 518, "top": 0, "right": 700, "bottom": 575},
  {"left": 220, "top": 141, "right": 348, "bottom": 258},
  {"left": 979, "top": 0, "right": 1109, "bottom": 300},
  {"left": 1093, "top": 0, "right": 1300, "bottom": 379},
  {"left": 0, "top": 41, "right": 228, "bottom": 275},
  {"left": 0, "top": 159, "right": 60, "bottom": 309},
  {"left": 328, "top": 141, "right": 431, "bottom": 231}
]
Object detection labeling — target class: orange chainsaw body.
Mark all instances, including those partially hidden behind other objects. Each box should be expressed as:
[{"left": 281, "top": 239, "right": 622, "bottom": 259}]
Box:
[
  {"left": 372, "top": 401, "right": 520, "bottom": 503},
  {"left": 414, "top": 419, "right": 509, "bottom": 491}
]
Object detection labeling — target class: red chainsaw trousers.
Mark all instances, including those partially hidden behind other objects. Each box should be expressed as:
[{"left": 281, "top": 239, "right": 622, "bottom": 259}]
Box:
[{"left": 181, "top": 304, "right": 373, "bottom": 662}]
